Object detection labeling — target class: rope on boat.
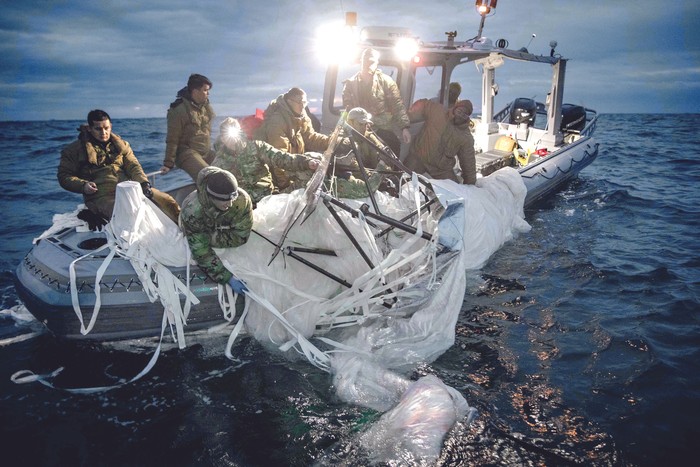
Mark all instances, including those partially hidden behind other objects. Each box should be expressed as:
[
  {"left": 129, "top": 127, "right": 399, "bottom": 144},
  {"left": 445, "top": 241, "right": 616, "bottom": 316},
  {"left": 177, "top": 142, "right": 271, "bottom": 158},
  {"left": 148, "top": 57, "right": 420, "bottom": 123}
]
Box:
[{"left": 520, "top": 143, "right": 598, "bottom": 181}]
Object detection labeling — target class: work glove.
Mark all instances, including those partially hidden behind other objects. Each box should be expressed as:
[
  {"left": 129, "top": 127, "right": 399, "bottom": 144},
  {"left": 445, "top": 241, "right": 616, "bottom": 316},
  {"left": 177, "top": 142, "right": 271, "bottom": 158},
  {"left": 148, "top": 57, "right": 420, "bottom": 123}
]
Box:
[
  {"left": 141, "top": 181, "right": 154, "bottom": 199},
  {"left": 228, "top": 276, "right": 248, "bottom": 295},
  {"left": 77, "top": 209, "right": 109, "bottom": 231}
]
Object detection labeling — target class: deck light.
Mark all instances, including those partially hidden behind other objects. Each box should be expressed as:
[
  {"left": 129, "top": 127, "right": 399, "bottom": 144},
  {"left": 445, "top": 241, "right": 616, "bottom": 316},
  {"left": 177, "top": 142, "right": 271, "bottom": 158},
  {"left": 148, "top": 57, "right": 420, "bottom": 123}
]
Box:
[
  {"left": 475, "top": 0, "right": 498, "bottom": 15},
  {"left": 315, "top": 21, "right": 358, "bottom": 64},
  {"left": 394, "top": 37, "right": 419, "bottom": 62},
  {"left": 475, "top": 0, "right": 498, "bottom": 40}
]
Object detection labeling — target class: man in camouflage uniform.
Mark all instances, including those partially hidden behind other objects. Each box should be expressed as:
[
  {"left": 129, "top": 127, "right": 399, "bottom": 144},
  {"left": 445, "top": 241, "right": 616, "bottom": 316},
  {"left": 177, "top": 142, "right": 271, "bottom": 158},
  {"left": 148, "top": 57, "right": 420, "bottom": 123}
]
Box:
[
  {"left": 160, "top": 74, "right": 216, "bottom": 181},
  {"left": 179, "top": 167, "right": 253, "bottom": 293},
  {"left": 214, "top": 118, "right": 320, "bottom": 206},
  {"left": 215, "top": 118, "right": 383, "bottom": 205},
  {"left": 58, "top": 109, "right": 180, "bottom": 224},
  {"left": 342, "top": 48, "right": 411, "bottom": 157},
  {"left": 334, "top": 107, "right": 387, "bottom": 171},
  {"left": 404, "top": 99, "right": 476, "bottom": 185}
]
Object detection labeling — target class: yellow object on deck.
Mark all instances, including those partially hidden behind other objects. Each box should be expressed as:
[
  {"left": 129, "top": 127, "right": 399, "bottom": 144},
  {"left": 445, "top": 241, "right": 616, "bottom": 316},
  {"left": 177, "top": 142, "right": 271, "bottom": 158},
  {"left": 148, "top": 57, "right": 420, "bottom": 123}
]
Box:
[{"left": 494, "top": 135, "right": 517, "bottom": 152}]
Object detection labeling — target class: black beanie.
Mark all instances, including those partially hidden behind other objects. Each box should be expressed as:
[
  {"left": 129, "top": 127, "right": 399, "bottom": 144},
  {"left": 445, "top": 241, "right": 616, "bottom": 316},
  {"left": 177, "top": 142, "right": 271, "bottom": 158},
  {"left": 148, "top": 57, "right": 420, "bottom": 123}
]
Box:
[{"left": 206, "top": 171, "right": 238, "bottom": 200}]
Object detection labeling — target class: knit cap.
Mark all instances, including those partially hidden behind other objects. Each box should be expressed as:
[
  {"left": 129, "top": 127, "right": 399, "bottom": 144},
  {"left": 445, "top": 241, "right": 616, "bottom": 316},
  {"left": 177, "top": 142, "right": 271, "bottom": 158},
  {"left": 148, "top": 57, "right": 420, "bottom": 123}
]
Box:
[{"left": 207, "top": 171, "right": 239, "bottom": 200}]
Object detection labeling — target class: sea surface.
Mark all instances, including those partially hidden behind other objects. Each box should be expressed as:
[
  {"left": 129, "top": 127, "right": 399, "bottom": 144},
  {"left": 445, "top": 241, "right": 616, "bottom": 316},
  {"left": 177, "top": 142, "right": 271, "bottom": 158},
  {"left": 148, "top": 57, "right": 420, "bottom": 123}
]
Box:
[{"left": 1, "top": 114, "right": 698, "bottom": 466}]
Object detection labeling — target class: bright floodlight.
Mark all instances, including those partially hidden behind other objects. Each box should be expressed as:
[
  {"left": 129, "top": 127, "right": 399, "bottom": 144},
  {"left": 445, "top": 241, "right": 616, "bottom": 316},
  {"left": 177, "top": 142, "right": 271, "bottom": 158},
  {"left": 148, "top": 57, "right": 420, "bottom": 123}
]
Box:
[
  {"left": 316, "top": 21, "right": 358, "bottom": 65},
  {"left": 394, "top": 37, "right": 419, "bottom": 62},
  {"left": 476, "top": 0, "right": 498, "bottom": 15}
]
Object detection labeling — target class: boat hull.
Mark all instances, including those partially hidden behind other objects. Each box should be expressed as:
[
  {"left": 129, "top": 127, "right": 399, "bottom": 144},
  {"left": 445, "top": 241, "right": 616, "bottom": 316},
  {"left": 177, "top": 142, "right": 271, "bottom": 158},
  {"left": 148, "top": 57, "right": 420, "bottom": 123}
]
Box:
[
  {"left": 520, "top": 136, "right": 599, "bottom": 207},
  {"left": 14, "top": 227, "right": 234, "bottom": 341}
]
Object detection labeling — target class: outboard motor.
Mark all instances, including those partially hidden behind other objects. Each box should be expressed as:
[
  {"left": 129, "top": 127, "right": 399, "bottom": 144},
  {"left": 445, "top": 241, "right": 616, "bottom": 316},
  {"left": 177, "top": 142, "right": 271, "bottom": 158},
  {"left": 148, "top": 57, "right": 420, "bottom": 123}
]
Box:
[
  {"left": 560, "top": 104, "right": 586, "bottom": 132},
  {"left": 509, "top": 98, "right": 537, "bottom": 126}
]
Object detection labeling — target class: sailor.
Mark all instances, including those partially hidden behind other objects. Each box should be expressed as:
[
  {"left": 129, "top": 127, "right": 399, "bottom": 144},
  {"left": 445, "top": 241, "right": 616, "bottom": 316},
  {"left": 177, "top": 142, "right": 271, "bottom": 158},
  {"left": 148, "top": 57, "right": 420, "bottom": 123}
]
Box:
[
  {"left": 431, "top": 82, "right": 462, "bottom": 108},
  {"left": 213, "top": 117, "right": 320, "bottom": 206},
  {"left": 342, "top": 48, "right": 411, "bottom": 157},
  {"left": 160, "top": 73, "right": 216, "bottom": 181},
  {"left": 336, "top": 107, "right": 386, "bottom": 170},
  {"left": 57, "top": 109, "right": 181, "bottom": 226},
  {"left": 179, "top": 167, "right": 253, "bottom": 294},
  {"left": 254, "top": 87, "right": 332, "bottom": 189},
  {"left": 215, "top": 117, "right": 380, "bottom": 203},
  {"left": 254, "top": 87, "right": 330, "bottom": 155},
  {"left": 404, "top": 99, "right": 477, "bottom": 185}
]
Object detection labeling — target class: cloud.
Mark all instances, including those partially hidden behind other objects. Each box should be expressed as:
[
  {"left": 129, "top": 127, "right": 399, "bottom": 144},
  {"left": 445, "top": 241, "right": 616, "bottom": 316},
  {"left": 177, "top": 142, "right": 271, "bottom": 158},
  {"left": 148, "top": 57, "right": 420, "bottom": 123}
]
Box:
[{"left": 1, "top": 0, "right": 699, "bottom": 121}]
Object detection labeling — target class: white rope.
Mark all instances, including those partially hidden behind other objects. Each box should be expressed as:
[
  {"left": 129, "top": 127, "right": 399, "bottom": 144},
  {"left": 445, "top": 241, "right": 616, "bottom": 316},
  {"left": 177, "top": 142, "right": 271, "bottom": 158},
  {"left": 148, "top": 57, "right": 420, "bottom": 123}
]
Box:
[
  {"left": 69, "top": 242, "right": 114, "bottom": 335},
  {"left": 225, "top": 288, "right": 331, "bottom": 371},
  {"left": 11, "top": 310, "right": 170, "bottom": 394}
]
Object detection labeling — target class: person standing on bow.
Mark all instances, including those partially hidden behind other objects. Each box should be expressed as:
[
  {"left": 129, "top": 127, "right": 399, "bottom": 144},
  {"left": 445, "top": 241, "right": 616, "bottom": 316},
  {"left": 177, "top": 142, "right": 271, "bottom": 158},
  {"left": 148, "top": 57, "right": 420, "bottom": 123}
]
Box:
[
  {"left": 213, "top": 118, "right": 320, "bottom": 206},
  {"left": 253, "top": 87, "right": 331, "bottom": 190},
  {"left": 179, "top": 167, "right": 253, "bottom": 294},
  {"left": 403, "top": 99, "right": 477, "bottom": 184},
  {"left": 342, "top": 48, "right": 411, "bottom": 157},
  {"left": 160, "top": 73, "right": 216, "bottom": 181},
  {"left": 58, "top": 109, "right": 181, "bottom": 225}
]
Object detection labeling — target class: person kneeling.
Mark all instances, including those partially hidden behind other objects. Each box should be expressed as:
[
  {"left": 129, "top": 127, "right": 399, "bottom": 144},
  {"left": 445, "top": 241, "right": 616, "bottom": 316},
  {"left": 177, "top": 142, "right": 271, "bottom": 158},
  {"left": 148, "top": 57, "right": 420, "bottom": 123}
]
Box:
[{"left": 179, "top": 167, "right": 253, "bottom": 294}]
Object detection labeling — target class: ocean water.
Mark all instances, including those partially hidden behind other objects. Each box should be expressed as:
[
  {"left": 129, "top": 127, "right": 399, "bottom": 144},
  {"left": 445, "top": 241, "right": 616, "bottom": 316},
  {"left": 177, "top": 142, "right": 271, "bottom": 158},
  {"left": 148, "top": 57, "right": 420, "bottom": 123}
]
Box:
[{"left": 0, "top": 114, "right": 698, "bottom": 466}]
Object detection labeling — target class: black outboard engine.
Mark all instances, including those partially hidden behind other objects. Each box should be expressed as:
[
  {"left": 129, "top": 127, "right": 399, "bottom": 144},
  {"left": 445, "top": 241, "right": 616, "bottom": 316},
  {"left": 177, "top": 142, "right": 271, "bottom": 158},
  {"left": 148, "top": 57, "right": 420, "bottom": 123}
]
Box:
[
  {"left": 509, "top": 98, "right": 537, "bottom": 126},
  {"left": 560, "top": 104, "right": 586, "bottom": 132}
]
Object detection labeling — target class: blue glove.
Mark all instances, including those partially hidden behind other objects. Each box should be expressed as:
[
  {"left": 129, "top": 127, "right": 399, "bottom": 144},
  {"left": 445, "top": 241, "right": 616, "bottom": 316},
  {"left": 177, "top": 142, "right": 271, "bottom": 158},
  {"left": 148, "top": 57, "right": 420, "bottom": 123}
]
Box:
[{"left": 228, "top": 276, "right": 248, "bottom": 295}]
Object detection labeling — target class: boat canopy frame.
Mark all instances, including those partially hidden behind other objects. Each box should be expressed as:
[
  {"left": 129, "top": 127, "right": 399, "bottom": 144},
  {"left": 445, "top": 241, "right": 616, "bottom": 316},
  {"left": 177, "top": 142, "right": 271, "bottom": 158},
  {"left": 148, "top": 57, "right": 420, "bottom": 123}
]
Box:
[{"left": 320, "top": 32, "right": 570, "bottom": 152}]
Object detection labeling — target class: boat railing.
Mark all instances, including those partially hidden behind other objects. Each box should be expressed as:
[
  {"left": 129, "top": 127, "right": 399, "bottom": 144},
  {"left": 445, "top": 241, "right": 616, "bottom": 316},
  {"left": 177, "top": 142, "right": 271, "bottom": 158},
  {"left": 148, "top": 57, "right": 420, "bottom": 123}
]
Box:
[
  {"left": 580, "top": 109, "right": 598, "bottom": 138},
  {"left": 145, "top": 170, "right": 162, "bottom": 186},
  {"left": 493, "top": 105, "right": 510, "bottom": 123}
]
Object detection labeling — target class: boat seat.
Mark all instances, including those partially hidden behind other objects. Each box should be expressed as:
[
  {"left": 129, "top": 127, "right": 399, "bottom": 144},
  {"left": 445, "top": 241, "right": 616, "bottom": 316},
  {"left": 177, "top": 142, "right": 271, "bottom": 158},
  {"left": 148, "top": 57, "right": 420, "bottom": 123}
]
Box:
[{"left": 476, "top": 149, "right": 514, "bottom": 176}]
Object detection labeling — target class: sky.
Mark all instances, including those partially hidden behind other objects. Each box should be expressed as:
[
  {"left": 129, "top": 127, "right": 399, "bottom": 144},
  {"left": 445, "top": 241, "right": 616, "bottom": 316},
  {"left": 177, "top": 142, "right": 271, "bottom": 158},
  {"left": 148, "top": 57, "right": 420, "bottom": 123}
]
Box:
[{"left": 1, "top": 0, "right": 699, "bottom": 122}]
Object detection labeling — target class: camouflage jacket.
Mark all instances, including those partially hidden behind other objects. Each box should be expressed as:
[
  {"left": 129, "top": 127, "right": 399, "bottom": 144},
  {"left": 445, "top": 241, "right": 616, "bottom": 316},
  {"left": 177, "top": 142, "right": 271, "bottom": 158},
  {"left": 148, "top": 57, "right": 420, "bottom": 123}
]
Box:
[
  {"left": 334, "top": 125, "right": 386, "bottom": 170},
  {"left": 253, "top": 94, "right": 329, "bottom": 154},
  {"left": 58, "top": 129, "right": 148, "bottom": 204},
  {"left": 212, "top": 139, "right": 315, "bottom": 205},
  {"left": 163, "top": 90, "right": 215, "bottom": 168},
  {"left": 179, "top": 167, "right": 253, "bottom": 284},
  {"left": 407, "top": 98, "right": 476, "bottom": 184},
  {"left": 342, "top": 70, "right": 410, "bottom": 133}
]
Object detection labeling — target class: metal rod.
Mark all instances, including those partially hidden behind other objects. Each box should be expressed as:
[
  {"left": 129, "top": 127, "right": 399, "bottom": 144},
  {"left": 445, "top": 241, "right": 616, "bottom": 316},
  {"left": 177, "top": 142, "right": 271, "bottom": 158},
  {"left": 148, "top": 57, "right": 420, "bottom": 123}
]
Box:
[
  {"left": 323, "top": 198, "right": 376, "bottom": 269},
  {"left": 348, "top": 132, "right": 382, "bottom": 215},
  {"left": 284, "top": 248, "right": 352, "bottom": 288},
  {"left": 360, "top": 206, "right": 433, "bottom": 241},
  {"left": 376, "top": 197, "right": 439, "bottom": 238}
]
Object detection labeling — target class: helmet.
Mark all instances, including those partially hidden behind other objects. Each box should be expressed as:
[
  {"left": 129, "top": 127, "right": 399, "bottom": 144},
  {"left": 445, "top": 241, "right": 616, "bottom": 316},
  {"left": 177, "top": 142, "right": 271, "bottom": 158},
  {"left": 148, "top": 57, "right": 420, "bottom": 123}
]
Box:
[{"left": 347, "top": 107, "right": 372, "bottom": 125}]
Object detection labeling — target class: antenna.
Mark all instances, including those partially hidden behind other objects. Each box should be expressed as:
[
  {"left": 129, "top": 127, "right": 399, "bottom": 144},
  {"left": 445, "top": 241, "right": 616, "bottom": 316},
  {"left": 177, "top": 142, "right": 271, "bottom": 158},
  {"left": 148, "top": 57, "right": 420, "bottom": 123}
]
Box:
[
  {"left": 519, "top": 33, "right": 536, "bottom": 53},
  {"left": 526, "top": 33, "right": 536, "bottom": 49}
]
